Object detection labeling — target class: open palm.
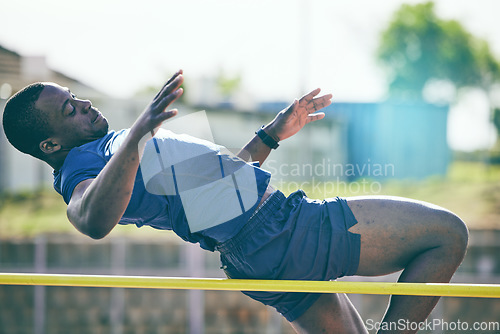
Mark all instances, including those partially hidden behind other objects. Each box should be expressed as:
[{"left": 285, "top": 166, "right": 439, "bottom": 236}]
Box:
[{"left": 267, "top": 88, "right": 332, "bottom": 142}]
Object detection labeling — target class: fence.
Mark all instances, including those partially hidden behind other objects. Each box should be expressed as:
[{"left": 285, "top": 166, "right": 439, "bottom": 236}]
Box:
[{"left": 1, "top": 230, "right": 499, "bottom": 334}]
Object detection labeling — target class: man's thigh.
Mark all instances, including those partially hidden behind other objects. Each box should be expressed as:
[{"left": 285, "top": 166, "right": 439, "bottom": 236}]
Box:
[
  {"left": 291, "top": 293, "right": 368, "bottom": 334},
  {"left": 345, "top": 195, "right": 465, "bottom": 277}
]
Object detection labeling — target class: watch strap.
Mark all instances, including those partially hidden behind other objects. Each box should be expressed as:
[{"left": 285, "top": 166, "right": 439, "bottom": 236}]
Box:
[{"left": 255, "top": 126, "right": 279, "bottom": 149}]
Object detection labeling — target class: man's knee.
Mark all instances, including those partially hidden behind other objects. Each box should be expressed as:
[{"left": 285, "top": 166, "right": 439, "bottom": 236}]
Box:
[{"left": 437, "top": 209, "right": 469, "bottom": 259}]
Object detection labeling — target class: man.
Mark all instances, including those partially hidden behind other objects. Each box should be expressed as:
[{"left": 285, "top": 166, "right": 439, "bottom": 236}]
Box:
[{"left": 3, "top": 70, "right": 468, "bottom": 333}]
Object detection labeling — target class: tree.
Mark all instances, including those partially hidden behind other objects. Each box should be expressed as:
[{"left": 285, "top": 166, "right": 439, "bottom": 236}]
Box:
[
  {"left": 216, "top": 69, "right": 242, "bottom": 99},
  {"left": 377, "top": 1, "right": 500, "bottom": 101}
]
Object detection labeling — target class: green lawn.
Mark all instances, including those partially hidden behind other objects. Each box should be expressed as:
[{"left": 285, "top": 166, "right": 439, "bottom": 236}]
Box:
[
  {"left": 0, "top": 189, "right": 162, "bottom": 239},
  {"left": 301, "top": 161, "right": 500, "bottom": 230},
  {"left": 0, "top": 161, "right": 498, "bottom": 238}
]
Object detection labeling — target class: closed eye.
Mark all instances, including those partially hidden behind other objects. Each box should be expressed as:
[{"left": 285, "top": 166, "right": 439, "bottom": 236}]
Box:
[{"left": 67, "top": 91, "right": 76, "bottom": 115}]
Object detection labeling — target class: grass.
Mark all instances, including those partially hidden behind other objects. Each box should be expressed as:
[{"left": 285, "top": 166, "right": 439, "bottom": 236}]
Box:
[
  {"left": 0, "top": 190, "right": 72, "bottom": 238},
  {"left": 385, "top": 162, "right": 500, "bottom": 229},
  {"left": 276, "top": 161, "right": 500, "bottom": 230},
  {"left": 0, "top": 189, "right": 167, "bottom": 239},
  {"left": 0, "top": 161, "right": 499, "bottom": 238}
]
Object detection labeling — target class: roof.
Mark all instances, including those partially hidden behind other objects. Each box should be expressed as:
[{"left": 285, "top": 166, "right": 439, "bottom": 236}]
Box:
[{"left": 0, "top": 44, "right": 103, "bottom": 97}]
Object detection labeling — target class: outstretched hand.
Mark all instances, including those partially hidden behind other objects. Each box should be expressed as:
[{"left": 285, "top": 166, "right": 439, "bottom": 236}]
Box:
[
  {"left": 130, "top": 70, "right": 184, "bottom": 143},
  {"left": 264, "top": 88, "right": 332, "bottom": 142}
]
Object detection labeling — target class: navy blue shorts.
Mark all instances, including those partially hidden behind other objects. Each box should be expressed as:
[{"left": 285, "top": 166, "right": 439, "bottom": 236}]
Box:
[{"left": 216, "top": 189, "right": 361, "bottom": 322}]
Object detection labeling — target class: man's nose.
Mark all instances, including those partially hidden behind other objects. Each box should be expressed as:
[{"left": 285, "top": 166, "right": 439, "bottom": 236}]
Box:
[{"left": 79, "top": 99, "right": 92, "bottom": 113}]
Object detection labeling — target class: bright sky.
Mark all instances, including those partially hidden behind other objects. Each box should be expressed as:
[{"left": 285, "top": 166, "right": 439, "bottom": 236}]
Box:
[{"left": 1, "top": 0, "right": 499, "bottom": 150}]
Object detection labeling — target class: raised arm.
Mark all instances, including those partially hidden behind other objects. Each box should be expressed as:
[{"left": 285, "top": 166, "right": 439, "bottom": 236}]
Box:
[
  {"left": 67, "top": 71, "right": 184, "bottom": 239},
  {"left": 238, "top": 88, "right": 332, "bottom": 165}
]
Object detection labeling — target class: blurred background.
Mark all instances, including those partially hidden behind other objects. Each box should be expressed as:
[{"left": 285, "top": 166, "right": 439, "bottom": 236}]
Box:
[{"left": 1, "top": 0, "right": 500, "bottom": 333}]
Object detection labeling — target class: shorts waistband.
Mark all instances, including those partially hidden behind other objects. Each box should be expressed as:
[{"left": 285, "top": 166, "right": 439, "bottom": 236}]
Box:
[{"left": 216, "top": 190, "right": 287, "bottom": 254}]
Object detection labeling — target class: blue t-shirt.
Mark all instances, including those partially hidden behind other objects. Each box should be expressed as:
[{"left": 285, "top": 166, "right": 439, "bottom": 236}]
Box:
[{"left": 53, "top": 129, "right": 271, "bottom": 251}]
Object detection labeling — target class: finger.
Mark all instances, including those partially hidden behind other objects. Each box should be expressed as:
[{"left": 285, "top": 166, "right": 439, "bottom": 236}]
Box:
[
  {"left": 306, "top": 94, "right": 332, "bottom": 112},
  {"left": 146, "top": 109, "right": 179, "bottom": 141},
  {"left": 160, "top": 75, "right": 184, "bottom": 102},
  {"left": 284, "top": 99, "right": 299, "bottom": 114},
  {"left": 302, "top": 88, "right": 321, "bottom": 99},
  {"left": 305, "top": 112, "right": 325, "bottom": 124},
  {"left": 299, "top": 88, "right": 321, "bottom": 106},
  {"left": 159, "top": 109, "right": 178, "bottom": 122},
  {"left": 155, "top": 72, "right": 184, "bottom": 99},
  {"left": 157, "top": 87, "right": 184, "bottom": 111},
  {"left": 166, "top": 69, "right": 183, "bottom": 85},
  {"left": 154, "top": 109, "right": 179, "bottom": 128}
]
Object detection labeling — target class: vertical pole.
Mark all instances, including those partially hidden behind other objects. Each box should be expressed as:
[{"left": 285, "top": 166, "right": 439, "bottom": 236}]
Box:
[
  {"left": 299, "top": 0, "right": 311, "bottom": 94},
  {"left": 0, "top": 99, "right": 7, "bottom": 193},
  {"left": 111, "top": 238, "right": 126, "bottom": 334},
  {"left": 430, "top": 300, "right": 444, "bottom": 334},
  {"left": 185, "top": 243, "right": 204, "bottom": 334},
  {"left": 34, "top": 236, "right": 46, "bottom": 334}
]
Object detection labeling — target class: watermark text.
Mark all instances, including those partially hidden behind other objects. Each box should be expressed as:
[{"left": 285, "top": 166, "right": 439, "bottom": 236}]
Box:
[{"left": 365, "top": 318, "right": 500, "bottom": 332}]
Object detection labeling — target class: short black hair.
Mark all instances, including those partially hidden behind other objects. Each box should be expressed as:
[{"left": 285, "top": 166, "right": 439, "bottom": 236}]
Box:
[{"left": 2, "top": 83, "right": 53, "bottom": 160}]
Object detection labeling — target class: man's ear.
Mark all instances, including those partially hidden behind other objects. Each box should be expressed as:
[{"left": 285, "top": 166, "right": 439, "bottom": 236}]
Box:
[{"left": 39, "top": 138, "right": 62, "bottom": 154}]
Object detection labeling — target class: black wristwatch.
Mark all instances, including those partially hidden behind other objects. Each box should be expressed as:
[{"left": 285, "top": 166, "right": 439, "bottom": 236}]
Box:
[{"left": 256, "top": 126, "right": 279, "bottom": 149}]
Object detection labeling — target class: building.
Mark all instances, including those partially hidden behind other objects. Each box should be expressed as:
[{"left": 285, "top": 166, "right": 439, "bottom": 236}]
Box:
[
  {"left": 0, "top": 44, "right": 103, "bottom": 192},
  {"left": 333, "top": 101, "right": 450, "bottom": 180}
]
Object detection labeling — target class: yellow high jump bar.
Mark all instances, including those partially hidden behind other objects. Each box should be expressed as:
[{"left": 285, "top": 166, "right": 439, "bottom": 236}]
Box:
[{"left": 0, "top": 273, "right": 499, "bottom": 298}]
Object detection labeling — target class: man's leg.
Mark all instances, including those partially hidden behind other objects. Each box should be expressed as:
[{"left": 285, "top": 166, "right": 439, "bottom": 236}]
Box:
[
  {"left": 291, "top": 292, "right": 368, "bottom": 334},
  {"left": 348, "top": 196, "right": 468, "bottom": 333},
  {"left": 290, "top": 195, "right": 468, "bottom": 334}
]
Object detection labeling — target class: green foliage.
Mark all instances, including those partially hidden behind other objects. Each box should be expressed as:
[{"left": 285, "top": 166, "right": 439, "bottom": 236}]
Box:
[
  {"left": 377, "top": 1, "right": 500, "bottom": 100},
  {"left": 474, "top": 40, "right": 500, "bottom": 88},
  {"left": 491, "top": 107, "right": 500, "bottom": 156},
  {"left": 493, "top": 108, "right": 500, "bottom": 134},
  {"left": 216, "top": 69, "right": 242, "bottom": 98}
]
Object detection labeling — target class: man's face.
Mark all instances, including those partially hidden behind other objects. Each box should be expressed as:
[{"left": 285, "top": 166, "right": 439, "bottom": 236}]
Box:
[{"left": 35, "top": 83, "right": 109, "bottom": 149}]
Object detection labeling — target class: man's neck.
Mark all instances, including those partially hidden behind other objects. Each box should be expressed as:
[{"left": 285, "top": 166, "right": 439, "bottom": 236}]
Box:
[{"left": 45, "top": 151, "right": 71, "bottom": 171}]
